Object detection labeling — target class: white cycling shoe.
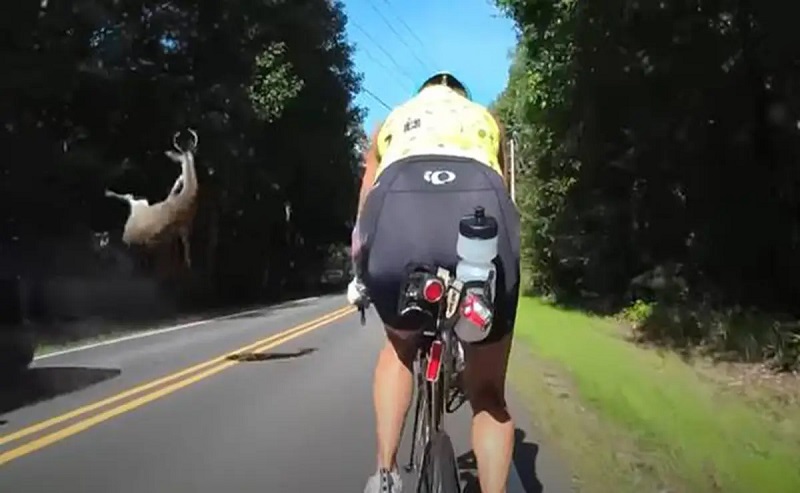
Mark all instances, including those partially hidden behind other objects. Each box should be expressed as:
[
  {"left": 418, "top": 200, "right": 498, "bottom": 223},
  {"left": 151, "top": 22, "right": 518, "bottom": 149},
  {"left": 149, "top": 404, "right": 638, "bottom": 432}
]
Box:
[{"left": 363, "top": 468, "right": 402, "bottom": 493}]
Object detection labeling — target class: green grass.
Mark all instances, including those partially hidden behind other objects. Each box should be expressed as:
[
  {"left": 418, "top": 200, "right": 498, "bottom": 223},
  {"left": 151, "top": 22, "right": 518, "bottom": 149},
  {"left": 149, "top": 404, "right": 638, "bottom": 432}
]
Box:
[{"left": 509, "top": 297, "right": 800, "bottom": 493}]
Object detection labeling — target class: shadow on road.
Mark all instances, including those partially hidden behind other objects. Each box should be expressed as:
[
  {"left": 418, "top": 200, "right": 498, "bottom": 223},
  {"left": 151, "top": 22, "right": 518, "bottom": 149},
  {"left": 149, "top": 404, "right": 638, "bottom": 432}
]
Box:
[
  {"left": 457, "top": 448, "right": 481, "bottom": 493},
  {"left": 0, "top": 366, "right": 121, "bottom": 415},
  {"left": 512, "top": 428, "right": 544, "bottom": 493},
  {"left": 457, "top": 428, "right": 543, "bottom": 493},
  {"left": 226, "top": 347, "right": 317, "bottom": 362}
]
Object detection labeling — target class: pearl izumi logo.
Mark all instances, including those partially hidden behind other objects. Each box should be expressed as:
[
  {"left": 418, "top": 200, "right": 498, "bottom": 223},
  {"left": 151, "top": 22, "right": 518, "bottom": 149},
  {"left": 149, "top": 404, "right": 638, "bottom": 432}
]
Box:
[{"left": 423, "top": 170, "right": 456, "bottom": 185}]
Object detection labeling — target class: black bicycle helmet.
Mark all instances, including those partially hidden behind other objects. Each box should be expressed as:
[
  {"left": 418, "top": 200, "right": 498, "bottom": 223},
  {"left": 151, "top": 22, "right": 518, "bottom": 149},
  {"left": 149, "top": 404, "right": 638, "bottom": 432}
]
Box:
[{"left": 417, "top": 71, "right": 472, "bottom": 100}]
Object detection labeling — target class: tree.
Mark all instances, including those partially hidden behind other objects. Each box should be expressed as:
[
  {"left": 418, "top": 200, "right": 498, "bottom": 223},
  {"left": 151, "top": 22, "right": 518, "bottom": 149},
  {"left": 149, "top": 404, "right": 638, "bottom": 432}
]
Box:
[
  {"left": 494, "top": 0, "right": 800, "bottom": 315},
  {"left": 1, "top": 0, "right": 365, "bottom": 310}
]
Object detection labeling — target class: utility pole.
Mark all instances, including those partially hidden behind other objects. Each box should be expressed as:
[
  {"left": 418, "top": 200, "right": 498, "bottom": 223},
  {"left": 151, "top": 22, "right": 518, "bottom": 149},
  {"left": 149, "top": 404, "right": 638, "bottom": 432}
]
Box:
[{"left": 509, "top": 137, "right": 516, "bottom": 204}]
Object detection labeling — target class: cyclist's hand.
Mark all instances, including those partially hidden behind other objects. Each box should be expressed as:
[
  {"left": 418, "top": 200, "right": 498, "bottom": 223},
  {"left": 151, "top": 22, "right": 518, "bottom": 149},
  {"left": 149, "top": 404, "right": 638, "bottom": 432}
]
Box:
[{"left": 347, "top": 277, "right": 367, "bottom": 306}]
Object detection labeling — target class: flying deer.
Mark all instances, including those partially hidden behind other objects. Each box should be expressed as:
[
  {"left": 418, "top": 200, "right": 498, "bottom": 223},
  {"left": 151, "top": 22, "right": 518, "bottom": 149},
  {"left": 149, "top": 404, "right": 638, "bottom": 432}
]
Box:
[{"left": 105, "top": 129, "right": 199, "bottom": 269}]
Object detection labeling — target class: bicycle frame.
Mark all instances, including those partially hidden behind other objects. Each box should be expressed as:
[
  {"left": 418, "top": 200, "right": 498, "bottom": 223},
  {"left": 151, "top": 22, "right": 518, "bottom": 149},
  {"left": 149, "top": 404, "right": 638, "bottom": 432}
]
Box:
[
  {"left": 354, "top": 263, "right": 475, "bottom": 491},
  {"left": 403, "top": 268, "right": 464, "bottom": 477},
  {"left": 406, "top": 321, "right": 454, "bottom": 470}
]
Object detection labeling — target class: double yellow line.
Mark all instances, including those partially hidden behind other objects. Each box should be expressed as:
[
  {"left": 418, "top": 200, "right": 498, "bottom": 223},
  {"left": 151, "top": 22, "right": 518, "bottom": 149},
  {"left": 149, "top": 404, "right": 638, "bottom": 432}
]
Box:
[{"left": 0, "top": 305, "right": 356, "bottom": 466}]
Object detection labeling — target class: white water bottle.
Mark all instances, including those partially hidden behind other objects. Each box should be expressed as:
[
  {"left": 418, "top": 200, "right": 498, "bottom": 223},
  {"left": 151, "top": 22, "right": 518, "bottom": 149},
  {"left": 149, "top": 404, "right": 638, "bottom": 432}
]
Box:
[{"left": 453, "top": 206, "right": 498, "bottom": 342}]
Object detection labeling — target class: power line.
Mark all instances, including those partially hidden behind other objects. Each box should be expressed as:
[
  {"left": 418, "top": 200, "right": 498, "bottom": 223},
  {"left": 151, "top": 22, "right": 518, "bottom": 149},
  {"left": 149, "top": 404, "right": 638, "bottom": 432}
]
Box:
[
  {"left": 361, "top": 87, "right": 392, "bottom": 111},
  {"left": 366, "top": 1, "right": 434, "bottom": 73},
  {"left": 350, "top": 20, "right": 418, "bottom": 86},
  {"left": 379, "top": 0, "right": 439, "bottom": 69},
  {"left": 359, "top": 45, "right": 414, "bottom": 92}
]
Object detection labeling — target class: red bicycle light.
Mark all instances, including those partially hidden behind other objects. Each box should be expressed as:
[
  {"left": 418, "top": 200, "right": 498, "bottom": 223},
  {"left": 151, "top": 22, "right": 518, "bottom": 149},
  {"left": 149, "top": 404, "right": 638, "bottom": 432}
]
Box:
[
  {"left": 422, "top": 278, "right": 445, "bottom": 303},
  {"left": 425, "top": 340, "right": 444, "bottom": 382},
  {"left": 461, "top": 293, "right": 493, "bottom": 330}
]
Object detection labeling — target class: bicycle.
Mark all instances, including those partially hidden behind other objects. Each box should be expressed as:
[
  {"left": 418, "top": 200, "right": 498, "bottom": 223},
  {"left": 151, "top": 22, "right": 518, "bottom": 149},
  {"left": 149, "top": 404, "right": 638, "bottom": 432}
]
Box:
[{"left": 356, "top": 263, "right": 493, "bottom": 493}]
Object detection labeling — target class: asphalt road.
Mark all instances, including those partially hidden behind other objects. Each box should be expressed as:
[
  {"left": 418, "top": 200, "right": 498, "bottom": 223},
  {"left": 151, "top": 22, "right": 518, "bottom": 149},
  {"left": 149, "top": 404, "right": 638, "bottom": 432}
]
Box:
[{"left": 0, "top": 294, "right": 571, "bottom": 492}]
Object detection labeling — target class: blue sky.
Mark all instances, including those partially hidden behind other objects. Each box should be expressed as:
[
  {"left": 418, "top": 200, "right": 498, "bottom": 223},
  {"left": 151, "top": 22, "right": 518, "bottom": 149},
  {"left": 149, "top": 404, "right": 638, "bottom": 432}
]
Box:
[{"left": 341, "top": 0, "right": 518, "bottom": 133}]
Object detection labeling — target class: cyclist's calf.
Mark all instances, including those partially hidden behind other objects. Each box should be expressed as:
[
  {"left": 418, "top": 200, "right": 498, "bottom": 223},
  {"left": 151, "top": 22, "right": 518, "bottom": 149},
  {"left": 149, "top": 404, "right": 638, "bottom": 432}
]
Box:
[{"left": 462, "top": 333, "right": 515, "bottom": 493}]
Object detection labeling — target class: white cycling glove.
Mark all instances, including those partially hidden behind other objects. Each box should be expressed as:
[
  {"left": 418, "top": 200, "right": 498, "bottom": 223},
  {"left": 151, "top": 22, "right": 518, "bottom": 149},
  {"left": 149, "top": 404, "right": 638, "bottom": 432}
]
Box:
[{"left": 347, "top": 277, "right": 367, "bottom": 306}]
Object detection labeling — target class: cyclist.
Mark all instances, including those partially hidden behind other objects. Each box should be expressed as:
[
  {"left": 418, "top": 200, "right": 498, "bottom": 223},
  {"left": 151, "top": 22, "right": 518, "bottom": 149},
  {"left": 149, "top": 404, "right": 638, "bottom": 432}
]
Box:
[{"left": 349, "top": 71, "right": 521, "bottom": 493}]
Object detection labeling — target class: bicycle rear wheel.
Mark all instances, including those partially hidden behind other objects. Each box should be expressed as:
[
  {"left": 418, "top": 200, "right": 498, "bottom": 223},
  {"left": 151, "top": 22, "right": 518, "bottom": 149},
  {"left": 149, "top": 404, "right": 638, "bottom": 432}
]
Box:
[
  {"left": 409, "top": 368, "right": 431, "bottom": 472},
  {"left": 417, "top": 430, "right": 461, "bottom": 493}
]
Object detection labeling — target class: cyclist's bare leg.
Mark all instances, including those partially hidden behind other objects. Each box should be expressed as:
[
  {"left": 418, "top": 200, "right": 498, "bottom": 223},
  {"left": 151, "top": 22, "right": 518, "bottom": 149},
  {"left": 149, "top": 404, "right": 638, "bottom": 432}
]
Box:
[
  {"left": 463, "top": 332, "right": 514, "bottom": 493},
  {"left": 373, "top": 326, "right": 416, "bottom": 470}
]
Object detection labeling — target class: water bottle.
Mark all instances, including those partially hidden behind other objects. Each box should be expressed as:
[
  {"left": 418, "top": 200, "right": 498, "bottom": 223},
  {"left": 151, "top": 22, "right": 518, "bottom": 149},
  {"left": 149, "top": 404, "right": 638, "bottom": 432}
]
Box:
[{"left": 453, "top": 206, "right": 498, "bottom": 343}]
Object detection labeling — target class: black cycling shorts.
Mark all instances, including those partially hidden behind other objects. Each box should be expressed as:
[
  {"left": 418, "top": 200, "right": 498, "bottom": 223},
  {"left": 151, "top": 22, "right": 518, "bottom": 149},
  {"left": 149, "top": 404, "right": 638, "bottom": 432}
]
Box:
[{"left": 355, "top": 155, "right": 521, "bottom": 344}]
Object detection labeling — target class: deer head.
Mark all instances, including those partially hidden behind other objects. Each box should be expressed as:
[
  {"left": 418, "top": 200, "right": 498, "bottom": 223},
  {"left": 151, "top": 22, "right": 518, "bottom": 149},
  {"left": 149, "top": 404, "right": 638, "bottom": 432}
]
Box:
[{"left": 165, "top": 128, "right": 198, "bottom": 162}]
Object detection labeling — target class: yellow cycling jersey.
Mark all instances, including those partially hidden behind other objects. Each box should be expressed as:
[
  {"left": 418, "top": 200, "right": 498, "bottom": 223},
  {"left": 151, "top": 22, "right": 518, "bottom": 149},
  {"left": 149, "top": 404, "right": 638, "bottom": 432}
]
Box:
[{"left": 374, "top": 85, "right": 503, "bottom": 180}]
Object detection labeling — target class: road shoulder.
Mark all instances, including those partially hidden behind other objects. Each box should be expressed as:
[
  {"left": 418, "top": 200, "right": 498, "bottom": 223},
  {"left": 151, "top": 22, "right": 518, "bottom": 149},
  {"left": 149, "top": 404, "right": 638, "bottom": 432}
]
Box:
[{"left": 505, "top": 370, "right": 576, "bottom": 493}]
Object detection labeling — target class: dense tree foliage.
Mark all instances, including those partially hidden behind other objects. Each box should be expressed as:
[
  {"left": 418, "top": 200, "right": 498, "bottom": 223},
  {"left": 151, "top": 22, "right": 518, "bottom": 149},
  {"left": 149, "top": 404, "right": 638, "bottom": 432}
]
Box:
[
  {"left": 1, "top": 0, "right": 363, "bottom": 318},
  {"left": 494, "top": 1, "right": 800, "bottom": 366}
]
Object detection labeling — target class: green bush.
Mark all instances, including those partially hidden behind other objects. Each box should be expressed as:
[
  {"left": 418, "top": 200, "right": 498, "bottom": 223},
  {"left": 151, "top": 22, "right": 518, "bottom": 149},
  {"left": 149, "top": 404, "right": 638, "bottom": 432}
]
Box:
[{"left": 617, "top": 299, "right": 655, "bottom": 329}]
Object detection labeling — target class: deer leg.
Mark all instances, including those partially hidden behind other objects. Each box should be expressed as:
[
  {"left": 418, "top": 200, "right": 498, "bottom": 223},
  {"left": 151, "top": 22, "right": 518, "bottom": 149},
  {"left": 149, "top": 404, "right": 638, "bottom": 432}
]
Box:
[
  {"left": 168, "top": 176, "right": 184, "bottom": 197},
  {"left": 140, "top": 246, "right": 150, "bottom": 273},
  {"left": 180, "top": 228, "right": 191, "bottom": 269},
  {"left": 105, "top": 189, "right": 132, "bottom": 204}
]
